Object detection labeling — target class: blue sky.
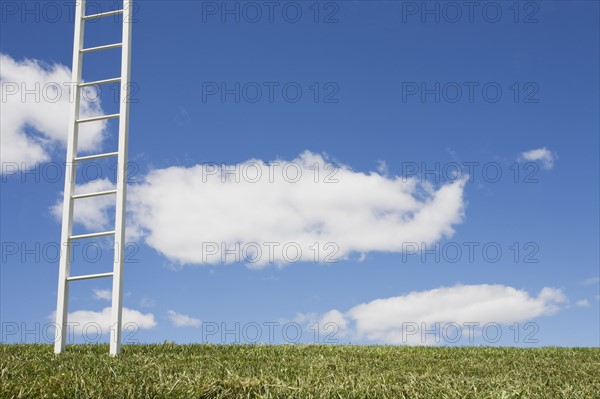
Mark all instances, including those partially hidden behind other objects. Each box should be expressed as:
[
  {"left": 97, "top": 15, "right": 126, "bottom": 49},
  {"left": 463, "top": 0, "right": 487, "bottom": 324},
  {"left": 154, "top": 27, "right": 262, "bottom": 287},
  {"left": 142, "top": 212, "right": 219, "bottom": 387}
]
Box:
[{"left": 1, "top": 1, "right": 598, "bottom": 347}]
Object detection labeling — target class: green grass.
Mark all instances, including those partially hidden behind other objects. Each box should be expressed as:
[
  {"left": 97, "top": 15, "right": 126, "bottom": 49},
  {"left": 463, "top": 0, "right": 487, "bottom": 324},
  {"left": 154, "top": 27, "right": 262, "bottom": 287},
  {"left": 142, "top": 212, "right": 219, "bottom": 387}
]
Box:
[{"left": 1, "top": 344, "right": 599, "bottom": 398}]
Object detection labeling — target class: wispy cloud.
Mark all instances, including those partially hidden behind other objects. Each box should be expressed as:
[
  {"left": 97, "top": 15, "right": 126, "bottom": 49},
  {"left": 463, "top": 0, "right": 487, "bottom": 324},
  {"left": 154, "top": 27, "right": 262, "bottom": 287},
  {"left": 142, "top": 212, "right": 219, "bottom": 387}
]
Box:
[
  {"left": 92, "top": 289, "right": 112, "bottom": 301},
  {"left": 167, "top": 310, "right": 201, "bottom": 328},
  {"left": 173, "top": 105, "right": 191, "bottom": 126},
  {"left": 519, "top": 147, "right": 556, "bottom": 170},
  {"left": 575, "top": 300, "right": 590, "bottom": 308},
  {"left": 580, "top": 276, "right": 600, "bottom": 286},
  {"left": 140, "top": 297, "right": 156, "bottom": 308}
]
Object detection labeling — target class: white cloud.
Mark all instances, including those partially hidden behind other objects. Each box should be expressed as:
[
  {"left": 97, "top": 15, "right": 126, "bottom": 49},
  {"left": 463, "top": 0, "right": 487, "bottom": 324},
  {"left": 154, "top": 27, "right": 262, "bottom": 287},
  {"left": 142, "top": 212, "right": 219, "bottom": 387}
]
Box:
[
  {"left": 519, "top": 147, "right": 556, "bottom": 170},
  {"left": 51, "top": 178, "right": 115, "bottom": 231},
  {"left": 580, "top": 276, "right": 600, "bottom": 286},
  {"left": 127, "top": 151, "right": 466, "bottom": 267},
  {"left": 166, "top": 310, "right": 201, "bottom": 328},
  {"left": 298, "top": 284, "right": 567, "bottom": 345},
  {"left": 92, "top": 289, "right": 112, "bottom": 301},
  {"left": 49, "top": 307, "right": 156, "bottom": 333},
  {"left": 376, "top": 160, "right": 389, "bottom": 175},
  {"left": 140, "top": 297, "right": 156, "bottom": 308},
  {"left": 0, "top": 53, "right": 107, "bottom": 170},
  {"left": 575, "top": 299, "right": 590, "bottom": 308},
  {"left": 293, "top": 309, "right": 350, "bottom": 337}
]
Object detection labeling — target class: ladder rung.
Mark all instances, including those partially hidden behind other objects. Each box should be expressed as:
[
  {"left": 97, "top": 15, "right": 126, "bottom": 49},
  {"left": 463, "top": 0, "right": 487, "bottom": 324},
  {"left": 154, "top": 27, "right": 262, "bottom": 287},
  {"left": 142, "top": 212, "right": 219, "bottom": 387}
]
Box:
[
  {"left": 67, "top": 272, "right": 114, "bottom": 282},
  {"left": 81, "top": 43, "right": 122, "bottom": 53},
  {"left": 79, "top": 77, "right": 121, "bottom": 87},
  {"left": 76, "top": 114, "right": 120, "bottom": 124},
  {"left": 72, "top": 189, "right": 117, "bottom": 200},
  {"left": 70, "top": 231, "right": 115, "bottom": 240},
  {"left": 83, "top": 9, "right": 124, "bottom": 20},
  {"left": 74, "top": 152, "right": 119, "bottom": 162}
]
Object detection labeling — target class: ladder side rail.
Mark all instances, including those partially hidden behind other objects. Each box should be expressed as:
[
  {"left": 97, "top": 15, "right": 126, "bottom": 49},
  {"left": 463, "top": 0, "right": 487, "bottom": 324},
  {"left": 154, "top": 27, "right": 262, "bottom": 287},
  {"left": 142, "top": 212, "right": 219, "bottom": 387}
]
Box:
[
  {"left": 54, "top": 0, "right": 86, "bottom": 354},
  {"left": 110, "top": 0, "right": 133, "bottom": 356}
]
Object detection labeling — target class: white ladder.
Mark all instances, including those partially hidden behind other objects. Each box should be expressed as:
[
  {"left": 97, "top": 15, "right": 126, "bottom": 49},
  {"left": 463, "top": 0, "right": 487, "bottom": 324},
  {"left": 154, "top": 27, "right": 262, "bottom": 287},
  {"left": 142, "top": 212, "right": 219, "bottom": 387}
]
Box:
[{"left": 54, "top": 0, "right": 133, "bottom": 356}]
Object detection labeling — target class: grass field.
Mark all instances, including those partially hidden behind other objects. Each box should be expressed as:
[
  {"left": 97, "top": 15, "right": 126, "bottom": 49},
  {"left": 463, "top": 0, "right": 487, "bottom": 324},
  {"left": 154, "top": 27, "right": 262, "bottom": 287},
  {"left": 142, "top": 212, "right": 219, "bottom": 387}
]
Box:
[{"left": 1, "top": 344, "right": 599, "bottom": 398}]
